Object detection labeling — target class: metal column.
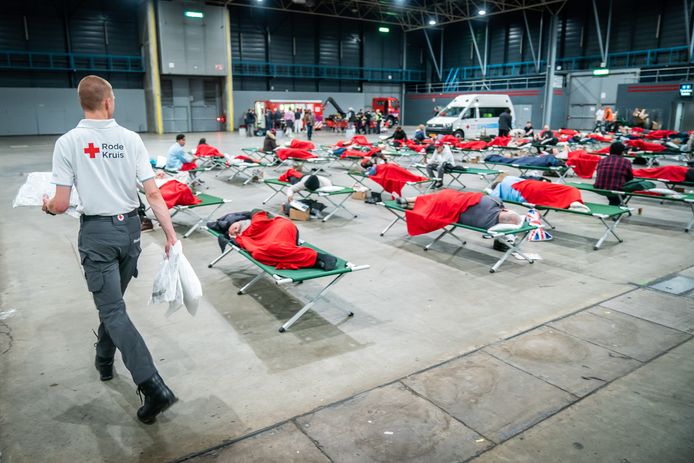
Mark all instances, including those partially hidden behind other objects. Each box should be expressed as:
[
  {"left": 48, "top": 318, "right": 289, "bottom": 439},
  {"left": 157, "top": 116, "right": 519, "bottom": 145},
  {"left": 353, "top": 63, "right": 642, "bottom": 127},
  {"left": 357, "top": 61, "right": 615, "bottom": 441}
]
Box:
[
  {"left": 143, "top": 0, "right": 164, "bottom": 134},
  {"left": 223, "top": 7, "right": 235, "bottom": 131},
  {"left": 401, "top": 30, "right": 407, "bottom": 125},
  {"left": 542, "top": 15, "right": 559, "bottom": 128}
]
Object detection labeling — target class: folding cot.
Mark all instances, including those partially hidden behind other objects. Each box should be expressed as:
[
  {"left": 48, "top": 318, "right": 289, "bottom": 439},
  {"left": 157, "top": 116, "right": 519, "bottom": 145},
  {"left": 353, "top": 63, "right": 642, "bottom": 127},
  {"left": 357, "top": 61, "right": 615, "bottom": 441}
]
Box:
[
  {"left": 206, "top": 230, "right": 369, "bottom": 332},
  {"left": 158, "top": 166, "right": 209, "bottom": 191},
  {"left": 381, "top": 147, "right": 425, "bottom": 168},
  {"left": 503, "top": 199, "right": 632, "bottom": 250},
  {"left": 171, "top": 192, "right": 232, "bottom": 238},
  {"left": 380, "top": 200, "right": 538, "bottom": 273},
  {"left": 568, "top": 182, "right": 694, "bottom": 232},
  {"left": 347, "top": 171, "right": 436, "bottom": 196},
  {"left": 261, "top": 179, "right": 358, "bottom": 222},
  {"left": 241, "top": 147, "right": 277, "bottom": 164},
  {"left": 413, "top": 164, "right": 503, "bottom": 189},
  {"left": 215, "top": 158, "right": 272, "bottom": 185},
  {"left": 632, "top": 175, "right": 694, "bottom": 191},
  {"left": 483, "top": 160, "right": 573, "bottom": 182}
]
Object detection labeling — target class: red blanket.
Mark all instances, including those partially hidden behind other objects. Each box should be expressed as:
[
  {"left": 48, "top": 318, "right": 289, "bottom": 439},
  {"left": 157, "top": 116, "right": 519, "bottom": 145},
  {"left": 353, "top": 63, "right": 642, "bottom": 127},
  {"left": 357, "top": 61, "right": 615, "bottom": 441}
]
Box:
[
  {"left": 195, "top": 144, "right": 224, "bottom": 157},
  {"left": 405, "top": 141, "right": 426, "bottom": 152},
  {"left": 369, "top": 163, "right": 428, "bottom": 196},
  {"left": 440, "top": 135, "right": 459, "bottom": 144},
  {"left": 627, "top": 139, "right": 666, "bottom": 152},
  {"left": 457, "top": 140, "right": 488, "bottom": 150},
  {"left": 341, "top": 149, "right": 372, "bottom": 159},
  {"left": 351, "top": 135, "right": 371, "bottom": 146},
  {"left": 276, "top": 148, "right": 317, "bottom": 160},
  {"left": 644, "top": 130, "right": 677, "bottom": 140},
  {"left": 406, "top": 190, "right": 484, "bottom": 236},
  {"left": 567, "top": 150, "right": 600, "bottom": 179},
  {"left": 180, "top": 162, "right": 197, "bottom": 171},
  {"left": 512, "top": 179, "right": 583, "bottom": 208},
  {"left": 592, "top": 146, "right": 611, "bottom": 154},
  {"left": 159, "top": 180, "right": 201, "bottom": 209},
  {"left": 278, "top": 168, "right": 304, "bottom": 182},
  {"left": 558, "top": 129, "right": 579, "bottom": 137},
  {"left": 235, "top": 211, "right": 317, "bottom": 270},
  {"left": 289, "top": 139, "right": 315, "bottom": 150},
  {"left": 488, "top": 136, "right": 511, "bottom": 147},
  {"left": 634, "top": 166, "right": 688, "bottom": 182},
  {"left": 587, "top": 133, "right": 612, "bottom": 143}
]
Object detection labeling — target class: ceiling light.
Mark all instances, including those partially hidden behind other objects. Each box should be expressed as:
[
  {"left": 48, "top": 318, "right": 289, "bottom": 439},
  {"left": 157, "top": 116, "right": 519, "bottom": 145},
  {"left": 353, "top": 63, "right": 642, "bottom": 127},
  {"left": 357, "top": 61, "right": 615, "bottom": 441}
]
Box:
[
  {"left": 478, "top": 9, "right": 486, "bottom": 15},
  {"left": 378, "top": 26, "right": 390, "bottom": 33},
  {"left": 428, "top": 19, "right": 437, "bottom": 25}
]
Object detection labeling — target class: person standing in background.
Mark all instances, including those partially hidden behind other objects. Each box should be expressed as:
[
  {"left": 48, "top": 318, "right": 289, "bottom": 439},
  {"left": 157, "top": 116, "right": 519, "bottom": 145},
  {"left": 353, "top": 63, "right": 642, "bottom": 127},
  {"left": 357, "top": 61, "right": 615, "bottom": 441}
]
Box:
[{"left": 303, "top": 109, "right": 315, "bottom": 141}]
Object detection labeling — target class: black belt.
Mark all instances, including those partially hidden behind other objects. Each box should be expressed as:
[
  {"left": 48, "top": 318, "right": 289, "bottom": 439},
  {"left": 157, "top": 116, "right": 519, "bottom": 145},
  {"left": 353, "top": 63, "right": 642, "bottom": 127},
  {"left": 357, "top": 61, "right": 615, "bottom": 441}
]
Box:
[{"left": 81, "top": 209, "right": 138, "bottom": 222}]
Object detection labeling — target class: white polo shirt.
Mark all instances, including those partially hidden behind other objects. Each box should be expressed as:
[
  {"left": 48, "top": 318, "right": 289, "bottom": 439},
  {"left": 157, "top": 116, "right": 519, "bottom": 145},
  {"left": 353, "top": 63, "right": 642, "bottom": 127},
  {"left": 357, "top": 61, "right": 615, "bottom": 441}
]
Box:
[{"left": 51, "top": 119, "right": 154, "bottom": 216}]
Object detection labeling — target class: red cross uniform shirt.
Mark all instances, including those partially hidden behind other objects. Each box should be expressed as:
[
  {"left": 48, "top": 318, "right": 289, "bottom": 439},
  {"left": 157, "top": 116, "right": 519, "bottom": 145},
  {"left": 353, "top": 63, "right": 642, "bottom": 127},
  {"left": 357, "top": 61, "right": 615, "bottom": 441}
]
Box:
[
  {"left": 51, "top": 119, "right": 154, "bottom": 216},
  {"left": 594, "top": 154, "right": 633, "bottom": 191}
]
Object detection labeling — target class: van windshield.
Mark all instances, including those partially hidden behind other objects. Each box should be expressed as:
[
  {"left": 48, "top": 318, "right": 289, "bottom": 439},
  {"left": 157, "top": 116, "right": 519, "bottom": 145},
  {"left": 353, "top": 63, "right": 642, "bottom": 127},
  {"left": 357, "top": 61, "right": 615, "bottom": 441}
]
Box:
[{"left": 438, "top": 106, "right": 465, "bottom": 117}]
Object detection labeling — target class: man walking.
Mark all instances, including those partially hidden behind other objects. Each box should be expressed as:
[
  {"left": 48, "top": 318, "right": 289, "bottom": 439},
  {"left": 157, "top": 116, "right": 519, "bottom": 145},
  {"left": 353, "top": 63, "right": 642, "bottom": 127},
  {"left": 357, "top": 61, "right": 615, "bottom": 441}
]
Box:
[
  {"left": 42, "top": 75, "right": 178, "bottom": 424},
  {"left": 498, "top": 108, "right": 512, "bottom": 137}
]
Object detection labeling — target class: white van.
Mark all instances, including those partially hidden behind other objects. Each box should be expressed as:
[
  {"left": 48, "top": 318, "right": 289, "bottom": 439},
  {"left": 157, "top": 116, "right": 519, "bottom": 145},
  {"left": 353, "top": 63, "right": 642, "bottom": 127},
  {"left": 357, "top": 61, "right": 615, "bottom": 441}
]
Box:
[{"left": 426, "top": 94, "right": 515, "bottom": 138}]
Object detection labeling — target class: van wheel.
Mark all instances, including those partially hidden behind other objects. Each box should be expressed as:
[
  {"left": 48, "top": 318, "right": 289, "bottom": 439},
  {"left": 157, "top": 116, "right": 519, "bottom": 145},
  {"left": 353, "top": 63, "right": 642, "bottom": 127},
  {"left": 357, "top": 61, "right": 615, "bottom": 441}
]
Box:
[{"left": 454, "top": 130, "right": 465, "bottom": 139}]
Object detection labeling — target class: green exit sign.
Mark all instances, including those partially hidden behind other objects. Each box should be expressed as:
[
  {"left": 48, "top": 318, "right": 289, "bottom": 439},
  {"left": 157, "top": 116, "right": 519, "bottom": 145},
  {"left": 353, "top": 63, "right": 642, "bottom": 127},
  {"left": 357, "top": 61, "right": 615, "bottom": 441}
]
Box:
[{"left": 184, "top": 11, "right": 204, "bottom": 19}]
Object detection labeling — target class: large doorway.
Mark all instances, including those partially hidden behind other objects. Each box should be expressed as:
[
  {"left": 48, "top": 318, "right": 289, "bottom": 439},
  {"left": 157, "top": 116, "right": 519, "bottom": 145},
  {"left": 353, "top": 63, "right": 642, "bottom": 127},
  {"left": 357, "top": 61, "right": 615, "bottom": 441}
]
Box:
[
  {"left": 567, "top": 70, "right": 639, "bottom": 130},
  {"left": 161, "top": 77, "right": 223, "bottom": 132}
]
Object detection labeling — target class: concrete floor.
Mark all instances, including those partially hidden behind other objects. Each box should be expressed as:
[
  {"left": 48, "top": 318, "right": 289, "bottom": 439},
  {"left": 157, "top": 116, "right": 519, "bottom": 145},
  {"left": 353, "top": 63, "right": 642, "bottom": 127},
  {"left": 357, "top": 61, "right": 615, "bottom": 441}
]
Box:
[{"left": 1, "top": 128, "right": 693, "bottom": 462}]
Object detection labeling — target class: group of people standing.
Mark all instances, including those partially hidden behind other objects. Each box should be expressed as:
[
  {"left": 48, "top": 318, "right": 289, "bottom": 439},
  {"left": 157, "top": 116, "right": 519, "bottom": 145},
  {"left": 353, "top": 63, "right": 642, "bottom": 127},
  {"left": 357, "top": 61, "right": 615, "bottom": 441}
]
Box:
[
  {"left": 334, "top": 107, "right": 385, "bottom": 134},
  {"left": 244, "top": 107, "right": 316, "bottom": 140}
]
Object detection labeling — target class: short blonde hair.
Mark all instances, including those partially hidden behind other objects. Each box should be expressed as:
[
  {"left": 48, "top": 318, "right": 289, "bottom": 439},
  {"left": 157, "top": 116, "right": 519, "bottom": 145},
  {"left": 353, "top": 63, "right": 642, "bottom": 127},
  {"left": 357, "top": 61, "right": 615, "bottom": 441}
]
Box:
[{"left": 77, "top": 75, "right": 113, "bottom": 111}]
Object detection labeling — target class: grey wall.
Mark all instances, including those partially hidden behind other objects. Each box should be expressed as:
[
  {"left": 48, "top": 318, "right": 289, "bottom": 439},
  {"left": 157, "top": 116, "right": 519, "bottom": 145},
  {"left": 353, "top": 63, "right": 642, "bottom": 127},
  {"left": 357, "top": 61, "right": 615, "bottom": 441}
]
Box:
[
  {"left": 0, "top": 0, "right": 143, "bottom": 89},
  {"left": 232, "top": 90, "right": 400, "bottom": 128},
  {"left": 616, "top": 82, "right": 692, "bottom": 130},
  {"left": 158, "top": 1, "right": 228, "bottom": 77},
  {"left": 0, "top": 88, "right": 147, "bottom": 136}
]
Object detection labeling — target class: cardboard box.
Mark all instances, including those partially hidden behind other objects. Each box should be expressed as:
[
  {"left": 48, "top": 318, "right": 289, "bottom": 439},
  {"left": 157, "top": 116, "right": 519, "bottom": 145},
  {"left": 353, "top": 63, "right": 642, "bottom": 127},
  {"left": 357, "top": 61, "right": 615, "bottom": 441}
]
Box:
[
  {"left": 352, "top": 190, "right": 369, "bottom": 200},
  {"left": 289, "top": 207, "right": 311, "bottom": 221}
]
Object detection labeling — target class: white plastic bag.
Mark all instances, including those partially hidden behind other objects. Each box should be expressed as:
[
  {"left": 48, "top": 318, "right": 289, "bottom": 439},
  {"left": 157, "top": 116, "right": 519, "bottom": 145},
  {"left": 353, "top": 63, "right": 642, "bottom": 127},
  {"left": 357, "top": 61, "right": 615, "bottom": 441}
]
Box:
[
  {"left": 150, "top": 243, "right": 182, "bottom": 309},
  {"left": 150, "top": 242, "right": 202, "bottom": 315},
  {"left": 178, "top": 246, "right": 202, "bottom": 316},
  {"left": 13, "top": 172, "right": 83, "bottom": 217}
]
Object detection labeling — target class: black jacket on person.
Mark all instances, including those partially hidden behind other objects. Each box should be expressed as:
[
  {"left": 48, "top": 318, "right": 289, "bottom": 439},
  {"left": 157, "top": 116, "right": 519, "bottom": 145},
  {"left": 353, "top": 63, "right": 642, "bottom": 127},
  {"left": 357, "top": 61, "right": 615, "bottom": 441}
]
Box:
[
  {"left": 262, "top": 134, "right": 277, "bottom": 152},
  {"left": 498, "top": 111, "right": 512, "bottom": 132},
  {"left": 387, "top": 130, "right": 408, "bottom": 141}
]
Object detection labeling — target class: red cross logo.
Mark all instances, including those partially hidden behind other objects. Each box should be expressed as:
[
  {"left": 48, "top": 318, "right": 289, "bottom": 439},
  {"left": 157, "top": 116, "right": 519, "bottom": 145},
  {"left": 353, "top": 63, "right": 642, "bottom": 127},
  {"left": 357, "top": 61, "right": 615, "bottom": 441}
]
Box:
[{"left": 83, "top": 143, "right": 100, "bottom": 159}]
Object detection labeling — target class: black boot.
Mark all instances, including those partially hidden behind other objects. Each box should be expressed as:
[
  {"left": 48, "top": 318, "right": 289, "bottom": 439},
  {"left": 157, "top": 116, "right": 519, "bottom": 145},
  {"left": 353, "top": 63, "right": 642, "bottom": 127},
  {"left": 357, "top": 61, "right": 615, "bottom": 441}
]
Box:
[
  {"left": 95, "top": 356, "right": 114, "bottom": 381},
  {"left": 136, "top": 373, "right": 178, "bottom": 424}
]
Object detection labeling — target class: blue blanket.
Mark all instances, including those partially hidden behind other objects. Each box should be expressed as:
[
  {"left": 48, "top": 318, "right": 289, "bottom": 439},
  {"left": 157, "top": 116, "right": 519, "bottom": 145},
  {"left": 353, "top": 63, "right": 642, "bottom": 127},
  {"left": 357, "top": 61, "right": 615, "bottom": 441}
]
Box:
[{"left": 485, "top": 154, "right": 564, "bottom": 167}]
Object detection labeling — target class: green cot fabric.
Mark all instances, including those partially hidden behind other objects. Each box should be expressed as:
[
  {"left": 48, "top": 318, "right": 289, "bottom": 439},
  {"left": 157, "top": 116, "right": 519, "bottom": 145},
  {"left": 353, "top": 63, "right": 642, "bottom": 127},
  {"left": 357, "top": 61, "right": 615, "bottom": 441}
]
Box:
[
  {"left": 450, "top": 167, "right": 502, "bottom": 176},
  {"left": 485, "top": 161, "right": 568, "bottom": 172},
  {"left": 187, "top": 193, "right": 226, "bottom": 208},
  {"left": 569, "top": 182, "right": 694, "bottom": 203}
]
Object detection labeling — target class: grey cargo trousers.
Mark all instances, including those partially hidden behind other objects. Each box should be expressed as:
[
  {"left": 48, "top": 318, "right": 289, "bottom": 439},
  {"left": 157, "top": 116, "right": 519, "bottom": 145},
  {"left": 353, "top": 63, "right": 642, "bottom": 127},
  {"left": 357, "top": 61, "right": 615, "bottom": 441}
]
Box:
[{"left": 78, "top": 212, "right": 156, "bottom": 385}]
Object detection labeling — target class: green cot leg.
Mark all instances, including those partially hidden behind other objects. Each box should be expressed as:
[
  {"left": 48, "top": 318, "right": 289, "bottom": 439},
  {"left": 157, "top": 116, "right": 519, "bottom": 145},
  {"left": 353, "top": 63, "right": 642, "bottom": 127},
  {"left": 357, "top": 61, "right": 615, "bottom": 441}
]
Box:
[
  {"left": 594, "top": 215, "right": 625, "bottom": 250},
  {"left": 279, "top": 273, "right": 350, "bottom": 333},
  {"left": 490, "top": 231, "right": 534, "bottom": 273}
]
